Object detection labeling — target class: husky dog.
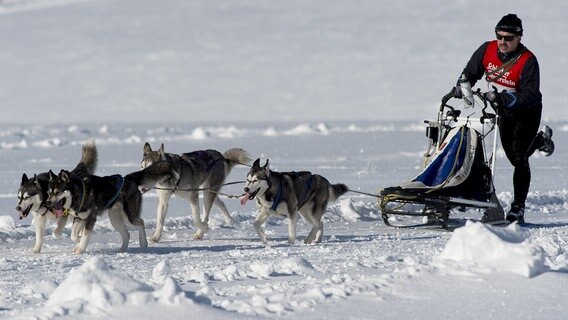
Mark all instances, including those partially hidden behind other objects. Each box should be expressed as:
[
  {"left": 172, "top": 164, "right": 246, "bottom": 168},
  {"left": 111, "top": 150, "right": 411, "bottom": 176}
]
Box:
[
  {"left": 16, "top": 140, "right": 98, "bottom": 253},
  {"left": 241, "top": 159, "right": 348, "bottom": 245},
  {"left": 139, "top": 143, "right": 250, "bottom": 242},
  {"left": 46, "top": 170, "right": 148, "bottom": 254}
]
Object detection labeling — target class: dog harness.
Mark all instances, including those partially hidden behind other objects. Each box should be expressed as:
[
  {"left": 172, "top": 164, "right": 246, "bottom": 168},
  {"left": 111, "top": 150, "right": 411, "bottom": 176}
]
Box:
[
  {"left": 183, "top": 150, "right": 224, "bottom": 173},
  {"left": 63, "top": 177, "right": 88, "bottom": 217},
  {"left": 269, "top": 173, "right": 314, "bottom": 211},
  {"left": 298, "top": 174, "right": 314, "bottom": 208},
  {"left": 103, "top": 175, "right": 125, "bottom": 209},
  {"left": 270, "top": 178, "right": 283, "bottom": 211},
  {"left": 66, "top": 175, "right": 124, "bottom": 215},
  {"left": 169, "top": 150, "right": 223, "bottom": 191}
]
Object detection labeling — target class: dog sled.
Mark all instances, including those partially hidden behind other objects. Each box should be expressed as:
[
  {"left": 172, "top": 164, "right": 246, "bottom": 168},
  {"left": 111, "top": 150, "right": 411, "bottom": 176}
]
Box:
[{"left": 378, "top": 90, "right": 506, "bottom": 229}]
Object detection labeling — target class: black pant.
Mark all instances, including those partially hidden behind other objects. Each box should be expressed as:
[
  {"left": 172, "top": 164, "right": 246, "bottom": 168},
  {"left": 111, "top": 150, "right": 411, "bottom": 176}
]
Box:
[{"left": 498, "top": 108, "right": 542, "bottom": 206}]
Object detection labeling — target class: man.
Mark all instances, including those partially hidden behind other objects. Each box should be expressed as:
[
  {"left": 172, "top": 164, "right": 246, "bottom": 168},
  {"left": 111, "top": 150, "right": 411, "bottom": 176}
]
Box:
[{"left": 454, "top": 14, "right": 554, "bottom": 224}]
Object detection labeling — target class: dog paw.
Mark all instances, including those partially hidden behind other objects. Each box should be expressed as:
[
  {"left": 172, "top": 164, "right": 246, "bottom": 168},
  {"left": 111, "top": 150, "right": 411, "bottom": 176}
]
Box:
[
  {"left": 31, "top": 247, "right": 41, "bottom": 254},
  {"left": 193, "top": 231, "right": 204, "bottom": 240},
  {"left": 73, "top": 246, "right": 85, "bottom": 254},
  {"left": 150, "top": 235, "right": 161, "bottom": 243},
  {"left": 53, "top": 231, "right": 63, "bottom": 239},
  {"left": 140, "top": 239, "right": 149, "bottom": 248}
]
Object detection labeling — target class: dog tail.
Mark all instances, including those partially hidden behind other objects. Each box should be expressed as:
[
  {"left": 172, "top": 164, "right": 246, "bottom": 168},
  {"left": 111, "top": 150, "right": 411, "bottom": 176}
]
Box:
[
  {"left": 330, "top": 183, "right": 348, "bottom": 201},
  {"left": 223, "top": 148, "right": 251, "bottom": 172},
  {"left": 71, "top": 139, "right": 98, "bottom": 176}
]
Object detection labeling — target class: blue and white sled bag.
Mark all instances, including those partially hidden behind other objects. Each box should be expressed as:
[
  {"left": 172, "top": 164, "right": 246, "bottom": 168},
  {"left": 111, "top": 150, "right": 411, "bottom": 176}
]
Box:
[{"left": 401, "top": 126, "right": 478, "bottom": 190}]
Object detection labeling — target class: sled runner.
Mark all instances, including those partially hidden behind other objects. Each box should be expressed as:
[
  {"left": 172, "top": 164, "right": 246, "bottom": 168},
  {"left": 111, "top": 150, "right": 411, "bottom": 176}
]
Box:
[{"left": 378, "top": 90, "right": 506, "bottom": 229}]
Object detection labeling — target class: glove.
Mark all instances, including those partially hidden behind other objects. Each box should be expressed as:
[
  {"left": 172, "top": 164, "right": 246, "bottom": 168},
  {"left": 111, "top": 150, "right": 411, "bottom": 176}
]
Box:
[
  {"left": 484, "top": 90, "right": 503, "bottom": 107},
  {"left": 453, "top": 86, "right": 463, "bottom": 99}
]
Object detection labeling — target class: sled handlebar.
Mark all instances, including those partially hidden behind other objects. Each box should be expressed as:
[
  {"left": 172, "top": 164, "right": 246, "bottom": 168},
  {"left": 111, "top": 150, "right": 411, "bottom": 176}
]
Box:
[
  {"left": 440, "top": 90, "right": 460, "bottom": 119},
  {"left": 474, "top": 89, "right": 499, "bottom": 123},
  {"left": 440, "top": 89, "right": 498, "bottom": 123}
]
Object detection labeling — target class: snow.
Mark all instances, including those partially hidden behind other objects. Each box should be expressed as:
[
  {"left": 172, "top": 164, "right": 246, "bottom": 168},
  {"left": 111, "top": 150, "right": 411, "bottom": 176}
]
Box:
[
  {"left": 437, "top": 221, "right": 548, "bottom": 278},
  {"left": 3, "top": 123, "right": 568, "bottom": 320},
  {"left": 1, "top": 0, "right": 568, "bottom": 319}
]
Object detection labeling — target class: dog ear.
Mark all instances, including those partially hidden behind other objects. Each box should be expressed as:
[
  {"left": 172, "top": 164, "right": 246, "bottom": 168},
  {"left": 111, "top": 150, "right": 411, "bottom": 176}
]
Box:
[
  {"left": 264, "top": 159, "right": 270, "bottom": 176},
  {"left": 60, "top": 170, "right": 70, "bottom": 182},
  {"left": 143, "top": 142, "right": 152, "bottom": 155},
  {"left": 48, "top": 170, "right": 56, "bottom": 180},
  {"left": 21, "top": 173, "right": 29, "bottom": 184},
  {"left": 34, "top": 175, "right": 41, "bottom": 188},
  {"left": 159, "top": 144, "right": 166, "bottom": 160},
  {"left": 253, "top": 158, "right": 260, "bottom": 168}
]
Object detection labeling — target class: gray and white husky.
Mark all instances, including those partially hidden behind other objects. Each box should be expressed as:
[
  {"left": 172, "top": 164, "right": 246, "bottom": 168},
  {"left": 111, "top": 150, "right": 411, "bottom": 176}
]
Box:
[
  {"left": 241, "top": 158, "right": 348, "bottom": 245},
  {"left": 46, "top": 169, "right": 148, "bottom": 254},
  {"left": 139, "top": 143, "right": 250, "bottom": 242},
  {"left": 16, "top": 140, "right": 98, "bottom": 253}
]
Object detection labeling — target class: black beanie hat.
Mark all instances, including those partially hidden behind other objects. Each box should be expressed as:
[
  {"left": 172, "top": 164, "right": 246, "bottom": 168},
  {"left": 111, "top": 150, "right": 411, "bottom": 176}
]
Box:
[{"left": 495, "top": 14, "right": 523, "bottom": 35}]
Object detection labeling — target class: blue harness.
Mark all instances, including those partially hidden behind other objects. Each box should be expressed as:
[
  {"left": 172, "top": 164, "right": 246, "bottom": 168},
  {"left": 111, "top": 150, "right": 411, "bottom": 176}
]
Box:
[
  {"left": 270, "top": 173, "right": 314, "bottom": 211},
  {"left": 183, "top": 150, "right": 223, "bottom": 173},
  {"left": 173, "top": 151, "right": 223, "bottom": 190},
  {"left": 270, "top": 178, "right": 283, "bottom": 211},
  {"left": 104, "top": 175, "right": 125, "bottom": 209}
]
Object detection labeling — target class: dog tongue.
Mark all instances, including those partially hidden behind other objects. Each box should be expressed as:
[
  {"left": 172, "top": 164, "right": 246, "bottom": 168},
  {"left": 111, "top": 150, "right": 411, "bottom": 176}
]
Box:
[
  {"left": 54, "top": 208, "right": 64, "bottom": 218},
  {"left": 240, "top": 193, "right": 250, "bottom": 206},
  {"left": 53, "top": 203, "right": 64, "bottom": 218}
]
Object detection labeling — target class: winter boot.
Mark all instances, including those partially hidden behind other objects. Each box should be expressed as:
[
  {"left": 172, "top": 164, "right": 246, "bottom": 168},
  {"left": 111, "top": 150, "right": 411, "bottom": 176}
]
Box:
[
  {"left": 536, "top": 125, "right": 554, "bottom": 156},
  {"left": 506, "top": 203, "right": 525, "bottom": 224}
]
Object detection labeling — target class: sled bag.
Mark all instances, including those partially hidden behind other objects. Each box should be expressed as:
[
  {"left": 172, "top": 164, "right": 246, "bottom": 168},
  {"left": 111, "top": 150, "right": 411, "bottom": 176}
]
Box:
[{"left": 402, "top": 126, "right": 478, "bottom": 189}]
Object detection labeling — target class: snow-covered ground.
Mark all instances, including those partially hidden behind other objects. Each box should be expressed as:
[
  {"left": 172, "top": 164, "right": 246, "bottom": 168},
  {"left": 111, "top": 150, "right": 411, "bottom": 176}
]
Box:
[
  {"left": 1, "top": 122, "right": 567, "bottom": 319},
  {"left": 1, "top": 0, "right": 568, "bottom": 319}
]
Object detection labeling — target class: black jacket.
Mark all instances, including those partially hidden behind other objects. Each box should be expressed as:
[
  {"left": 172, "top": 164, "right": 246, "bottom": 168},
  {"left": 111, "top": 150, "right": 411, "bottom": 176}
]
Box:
[{"left": 460, "top": 41, "right": 542, "bottom": 113}]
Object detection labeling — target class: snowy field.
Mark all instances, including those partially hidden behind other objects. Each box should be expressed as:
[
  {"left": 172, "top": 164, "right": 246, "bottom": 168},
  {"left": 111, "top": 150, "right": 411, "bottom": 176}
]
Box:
[
  {"left": 1, "top": 122, "right": 568, "bottom": 319},
  {"left": 1, "top": 0, "right": 568, "bottom": 319}
]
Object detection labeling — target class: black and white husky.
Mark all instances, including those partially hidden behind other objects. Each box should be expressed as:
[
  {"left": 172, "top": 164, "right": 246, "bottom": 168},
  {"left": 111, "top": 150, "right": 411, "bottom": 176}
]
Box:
[
  {"left": 46, "top": 170, "right": 148, "bottom": 254},
  {"left": 139, "top": 143, "right": 250, "bottom": 242},
  {"left": 241, "top": 158, "right": 348, "bottom": 245},
  {"left": 16, "top": 140, "right": 98, "bottom": 253}
]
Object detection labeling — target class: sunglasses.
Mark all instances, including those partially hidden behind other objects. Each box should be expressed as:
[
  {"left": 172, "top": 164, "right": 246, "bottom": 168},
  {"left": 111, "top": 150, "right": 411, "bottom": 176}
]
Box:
[{"left": 496, "top": 34, "right": 517, "bottom": 42}]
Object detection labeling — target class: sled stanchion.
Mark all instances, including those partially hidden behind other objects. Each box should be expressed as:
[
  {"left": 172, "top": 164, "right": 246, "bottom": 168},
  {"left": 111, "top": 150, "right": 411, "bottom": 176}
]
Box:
[{"left": 490, "top": 113, "right": 500, "bottom": 176}]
